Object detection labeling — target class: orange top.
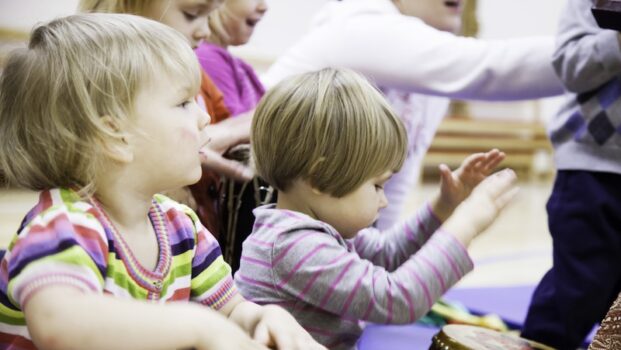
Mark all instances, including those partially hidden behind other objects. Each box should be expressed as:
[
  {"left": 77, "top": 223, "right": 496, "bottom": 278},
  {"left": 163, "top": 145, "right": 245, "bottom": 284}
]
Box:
[{"left": 199, "top": 69, "right": 230, "bottom": 124}]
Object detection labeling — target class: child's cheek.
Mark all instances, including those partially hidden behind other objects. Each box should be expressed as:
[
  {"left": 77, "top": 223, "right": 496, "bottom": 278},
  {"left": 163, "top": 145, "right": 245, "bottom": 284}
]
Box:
[{"left": 178, "top": 128, "right": 198, "bottom": 144}]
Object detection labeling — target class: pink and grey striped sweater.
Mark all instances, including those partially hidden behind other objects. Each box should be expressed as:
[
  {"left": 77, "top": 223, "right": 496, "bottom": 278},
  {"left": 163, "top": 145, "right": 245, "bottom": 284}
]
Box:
[{"left": 235, "top": 204, "right": 474, "bottom": 349}]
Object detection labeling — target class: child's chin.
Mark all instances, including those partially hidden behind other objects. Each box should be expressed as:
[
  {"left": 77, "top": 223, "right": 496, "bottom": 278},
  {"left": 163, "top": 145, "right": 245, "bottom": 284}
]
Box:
[{"left": 185, "top": 168, "right": 203, "bottom": 185}]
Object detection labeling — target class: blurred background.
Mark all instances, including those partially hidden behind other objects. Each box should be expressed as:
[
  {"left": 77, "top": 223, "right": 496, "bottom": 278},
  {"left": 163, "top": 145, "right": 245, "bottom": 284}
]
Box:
[{"left": 0, "top": 0, "right": 570, "bottom": 323}]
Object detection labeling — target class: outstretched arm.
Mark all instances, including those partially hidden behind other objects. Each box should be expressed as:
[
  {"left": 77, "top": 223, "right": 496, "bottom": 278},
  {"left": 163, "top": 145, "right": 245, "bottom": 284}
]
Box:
[
  {"left": 355, "top": 150, "right": 505, "bottom": 270},
  {"left": 552, "top": 0, "right": 621, "bottom": 92},
  {"left": 329, "top": 13, "right": 563, "bottom": 99},
  {"left": 221, "top": 294, "right": 326, "bottom": 350},
  {"left": 25, "top": 286, "right": 265, "bottom": 350}
]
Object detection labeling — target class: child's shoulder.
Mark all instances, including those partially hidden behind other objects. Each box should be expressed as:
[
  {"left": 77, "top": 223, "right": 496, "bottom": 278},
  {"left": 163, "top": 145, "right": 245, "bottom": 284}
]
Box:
[
  {"left": 10, "top": 188, "right": 108, "bottom": 251},
  {"left": 22, "top": 188, "right": 99, "bottom": 230},
  {"left": 252, "top": 205, "right": 341, "bottom": 241},
  {"left": 153, "top": 193, "right": 203, "bottom": 231}
]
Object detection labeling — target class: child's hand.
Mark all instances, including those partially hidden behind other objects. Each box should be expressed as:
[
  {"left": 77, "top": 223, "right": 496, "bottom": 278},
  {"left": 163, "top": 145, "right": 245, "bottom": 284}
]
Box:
[
  {"left": 200, "top": 146, "right": 254, "bottom": 181},
  {"left": 443, "top": 168, "right": 518, "bottom": 246},
  {"left": 253, "top": 305, "right": 327, "bottom": 350},
  {"left": 435, "top": 149, "right": 505, "bottom": 219},
  {"left": 196, "top": 312, "right": 270, "bottom": 350}
]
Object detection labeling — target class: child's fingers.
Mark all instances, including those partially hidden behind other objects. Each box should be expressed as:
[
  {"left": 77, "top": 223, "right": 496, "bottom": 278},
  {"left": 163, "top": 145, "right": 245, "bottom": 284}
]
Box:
[
  {"left": 461, "top": 152, "right": 486, "bottom": 172},
  {"left": 476, "top": 168, "right": 517, "bottom": 199},
  {"left": 481, "top": 152, "right": 506, "bottom": 173},
  {"left": 253, "top": 322, "right": 273, "bottom": 348},
  {"left": 438, "top": 163, "right": 453, "bottom": 183},
  {"left": 201, "top": 148, "right": 254, "bottom": 181},
  {"left": 495, "top": 186, "right": 520, "bottom": 210}
]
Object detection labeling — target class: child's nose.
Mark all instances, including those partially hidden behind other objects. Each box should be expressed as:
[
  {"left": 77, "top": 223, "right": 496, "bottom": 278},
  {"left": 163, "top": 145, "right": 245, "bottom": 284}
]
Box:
[
  {"left": 379, "top": 191, "right": 388, "bottom": 209},
  {"left": 193, "top": 17, "right": 210, "bottom": 42},
  {"left": 198, "top": 108, "right": 211, "bottom": 129},
  {"left": 257, "top": 0, "right": 268, "bottom": 13}
]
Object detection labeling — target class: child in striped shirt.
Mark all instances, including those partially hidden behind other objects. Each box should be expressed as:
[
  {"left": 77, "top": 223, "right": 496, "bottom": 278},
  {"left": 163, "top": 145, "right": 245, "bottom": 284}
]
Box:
[
  {"left": 236, "top": 68, "right": 519, "bottom": 349},
  {"left": 0, "top": 14, "right": 324, "bottom": 350}
]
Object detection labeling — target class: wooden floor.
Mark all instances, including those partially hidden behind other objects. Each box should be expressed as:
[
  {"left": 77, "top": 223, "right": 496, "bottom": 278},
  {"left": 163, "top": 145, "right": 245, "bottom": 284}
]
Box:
[{"left": 0, "top": 179, "right": 554, "bottom": 288}]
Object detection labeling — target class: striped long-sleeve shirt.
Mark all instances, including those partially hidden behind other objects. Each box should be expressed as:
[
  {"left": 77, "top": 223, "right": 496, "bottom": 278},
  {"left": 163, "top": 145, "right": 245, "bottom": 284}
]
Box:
[
  {"left": 0, "top": 188, "right": 237, "bottom": 350},
  {"left": 235, "top": 204, "right": 473, "bottom": 349}
]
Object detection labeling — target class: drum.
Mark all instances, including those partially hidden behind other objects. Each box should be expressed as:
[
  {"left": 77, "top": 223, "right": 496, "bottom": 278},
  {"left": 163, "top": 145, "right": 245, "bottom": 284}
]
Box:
[
  {"left": 429, "top": 325, "right": 555, "bottom": 350},
  {"left": 219, "top": 145, "right": 275, "bottom": 272}
]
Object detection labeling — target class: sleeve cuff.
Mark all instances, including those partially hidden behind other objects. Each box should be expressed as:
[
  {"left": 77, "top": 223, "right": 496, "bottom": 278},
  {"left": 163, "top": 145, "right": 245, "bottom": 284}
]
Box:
[{"left": 17, "top": 273, "right": 100, "bottom": 309}]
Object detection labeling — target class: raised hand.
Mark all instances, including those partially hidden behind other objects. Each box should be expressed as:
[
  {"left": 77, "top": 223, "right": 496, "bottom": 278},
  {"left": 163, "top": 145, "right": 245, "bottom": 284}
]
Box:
[
  {"left": 442, "top": 168, "right": 519, "bottom": 246},
  {"left": 438, "top": 149, "right": 506, "bottom": 212}
]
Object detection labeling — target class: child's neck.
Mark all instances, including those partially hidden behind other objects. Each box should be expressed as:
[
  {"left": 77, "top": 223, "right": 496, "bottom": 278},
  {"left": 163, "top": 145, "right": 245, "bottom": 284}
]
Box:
[
  {"left": 276, "top": 184, "right": 318, "bottom": 220},
  {"left": 94, "top": 171, "right": 155, "bottom": 233},
  {"left": 95, "top": 187, "right": 154, "bottom": 232}
]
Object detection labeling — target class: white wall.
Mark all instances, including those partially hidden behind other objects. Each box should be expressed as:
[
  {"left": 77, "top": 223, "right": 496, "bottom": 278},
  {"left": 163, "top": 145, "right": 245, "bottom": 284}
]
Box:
[{"left": 0, "top": 0, "right": 79, "bottom": 31}]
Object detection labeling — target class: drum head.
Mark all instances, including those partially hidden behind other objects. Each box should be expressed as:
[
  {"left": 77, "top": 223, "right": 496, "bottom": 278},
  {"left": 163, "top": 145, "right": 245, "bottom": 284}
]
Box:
[{"left": 430, "top": 325, "right": 555, "bottom": 350}]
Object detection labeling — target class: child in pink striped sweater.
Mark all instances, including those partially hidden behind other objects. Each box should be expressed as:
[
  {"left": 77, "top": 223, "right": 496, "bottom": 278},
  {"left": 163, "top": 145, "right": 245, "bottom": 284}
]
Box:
[{"left": 236, "top": 68, "right": 519, "bottom": 349}]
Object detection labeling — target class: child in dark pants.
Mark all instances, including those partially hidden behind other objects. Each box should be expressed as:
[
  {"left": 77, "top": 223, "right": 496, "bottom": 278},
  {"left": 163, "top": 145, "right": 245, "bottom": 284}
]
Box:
[{"left": 522, "top": 0, "right": 621, "bottom": 348}]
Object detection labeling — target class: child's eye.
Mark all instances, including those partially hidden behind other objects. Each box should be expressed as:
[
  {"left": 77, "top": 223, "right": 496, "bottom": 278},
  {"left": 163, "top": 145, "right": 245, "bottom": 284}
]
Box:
[
  {"left": 374, "top": 184, "right": 384, "bottom": 191},
  {"left": 178, "top": 100, "right": 192, "bottom": 109},
  {"left": 183, "top": 12, "right": 198, "bottom": 20}
]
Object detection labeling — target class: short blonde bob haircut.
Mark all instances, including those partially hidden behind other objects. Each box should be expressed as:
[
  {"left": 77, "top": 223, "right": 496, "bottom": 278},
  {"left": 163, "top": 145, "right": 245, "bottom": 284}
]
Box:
[
  {"left": 252, "top": 68, "right": 407, "bottom": 197},
  {"left": 0, "top": 13, "right": 201, "bottom": 192}
]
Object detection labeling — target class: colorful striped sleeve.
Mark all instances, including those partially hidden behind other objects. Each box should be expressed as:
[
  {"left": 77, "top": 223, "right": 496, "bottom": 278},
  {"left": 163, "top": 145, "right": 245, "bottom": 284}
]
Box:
[
  {"left": 270, "top": 224, "right": 473, "bottom": 324},
  {"left": 353, "top": 202, "right": 442, "bottom": 271},
  {"left": 187, "top": 209, "right": 238, "bottom": 310},
  {"left": 6, "top": 201, "right": 107, "bottom": 309}
]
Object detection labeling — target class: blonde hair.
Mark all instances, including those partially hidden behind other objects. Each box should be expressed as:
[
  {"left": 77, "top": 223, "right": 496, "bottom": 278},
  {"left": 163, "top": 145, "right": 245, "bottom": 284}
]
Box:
[
  {"left": 206, "top": 4, "right": 231, "bottom": 46},
  {"left": 0, "top": 13, "right": 201, "bottom": 192},
  {"left": 252, "top": 68, "right": 407, "bottom": 197},
  {"left": 79, "top": 0, "right": 154, "bottom": 16}
]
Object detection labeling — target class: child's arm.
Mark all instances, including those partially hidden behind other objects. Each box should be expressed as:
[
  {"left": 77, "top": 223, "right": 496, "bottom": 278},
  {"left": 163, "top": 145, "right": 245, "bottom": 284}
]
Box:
[
  {"left": 185, "top": 204, "right": 325, "bottom": 350},
  {"left": 261, "top": 168, "right": 517, "bottom": 325},
  {"left": 218, "top": 294, "right": 326, "bottom": 349},
  {"left": 429, "top": 149, "right": 505, "bottom": 222},
  {"left": 354, "top": 150, "right": 504, "bottom": 270},
  {"left": 25, "top": 285, "right": 265, "bottom": 350},
  {"left": 553, "top": 0, "right": 621, "bottom": 92}
]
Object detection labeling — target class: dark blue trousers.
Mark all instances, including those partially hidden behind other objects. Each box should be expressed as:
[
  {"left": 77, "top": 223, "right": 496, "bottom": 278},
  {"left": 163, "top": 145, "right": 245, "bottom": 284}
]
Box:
[{"left": 522, "top": 170, "right": 621, "bottom": 349}]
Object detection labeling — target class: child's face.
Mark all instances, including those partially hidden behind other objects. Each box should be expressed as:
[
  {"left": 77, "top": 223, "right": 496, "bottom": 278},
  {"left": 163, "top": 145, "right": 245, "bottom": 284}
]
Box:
[
  {"left": 219, "top": 0, "right": 267, "bottom": 46},
  {"left": 127, "top": 72, "right": 210, "bottom": 191},
  {"left": 312, "top": 171, "right": 392, "bottom": 239},
  {"left": 395, "top": 0, "right": 464, "bottom": 33},
  {"left": 146, "top": 0, "right": 221, "bottom": 48}
]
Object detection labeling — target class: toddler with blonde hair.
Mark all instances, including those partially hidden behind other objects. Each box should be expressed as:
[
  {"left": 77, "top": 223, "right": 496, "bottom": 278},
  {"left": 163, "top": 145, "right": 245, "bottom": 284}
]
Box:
[
  {"left": 0, "top": 13, "right": 323, "bottom": 350},
  {"left": 236, "top": 68, "right": 518, "bottom": 349},
  {"left": 80, "top": 0, "right": 255, "bottom": 237}
]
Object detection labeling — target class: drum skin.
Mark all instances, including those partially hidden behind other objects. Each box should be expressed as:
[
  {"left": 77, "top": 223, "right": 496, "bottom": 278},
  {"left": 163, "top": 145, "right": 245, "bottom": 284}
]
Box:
[{"left": 429, "top": 325, "right": 555, "bottom": 350}]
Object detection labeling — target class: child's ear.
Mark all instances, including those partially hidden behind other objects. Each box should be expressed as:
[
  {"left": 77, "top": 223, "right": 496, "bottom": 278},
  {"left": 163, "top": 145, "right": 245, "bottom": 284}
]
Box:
[
  {"left": 310, "top": 187, "right": 324, "bottom": 195},
  {"left": 98, "top": 116, "right": 134, "bottom": 163}
]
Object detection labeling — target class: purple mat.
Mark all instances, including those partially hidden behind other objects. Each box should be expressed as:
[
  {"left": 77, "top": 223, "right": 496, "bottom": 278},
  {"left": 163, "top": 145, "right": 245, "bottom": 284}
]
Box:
[
  {"left": 358, "top": 285, "right": 597, "bottom": 349},
  {"left": 358, "top": 323, "right": 438, "bottom": 350},
  {"left": 443, "top": 284, "right": 535, "bottom": 326}
]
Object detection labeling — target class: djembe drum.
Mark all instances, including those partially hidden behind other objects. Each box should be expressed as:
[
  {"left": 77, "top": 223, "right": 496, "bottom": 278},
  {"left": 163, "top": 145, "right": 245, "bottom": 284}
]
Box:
[
  {"left": 219, "top": 145, "right": 275, "bottom": 272},
  {"left": 429, "top": 325, "right": 555, "bottom": 350}
]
